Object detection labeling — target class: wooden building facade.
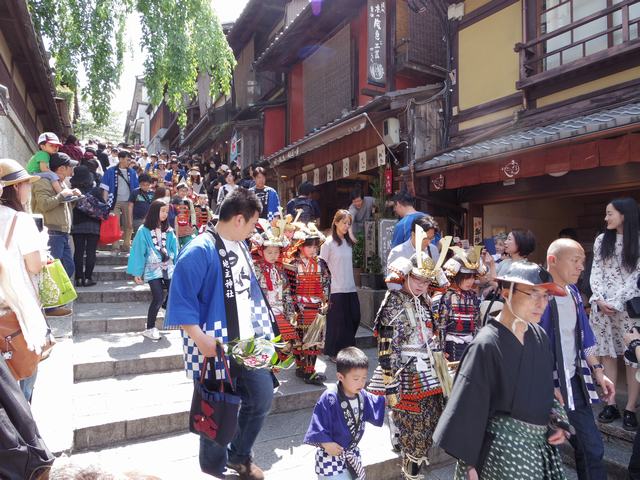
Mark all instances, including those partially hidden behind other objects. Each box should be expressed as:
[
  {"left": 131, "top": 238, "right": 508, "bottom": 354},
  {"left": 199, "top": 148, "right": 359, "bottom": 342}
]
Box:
[
  {"left": 411, "top": 0, "right": 640, "bottom": 264},
  {"left": 0, "top": 0, "right": 69, "bottom": 164}
]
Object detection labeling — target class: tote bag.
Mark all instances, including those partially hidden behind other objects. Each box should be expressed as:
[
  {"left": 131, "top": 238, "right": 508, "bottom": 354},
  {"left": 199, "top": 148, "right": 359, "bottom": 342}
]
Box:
[
  {"left": 99, "top": 214, "right": 122, "bottom": 245},
  {"left": 39, "top": 259, "right": 77, "bottom": 308}
]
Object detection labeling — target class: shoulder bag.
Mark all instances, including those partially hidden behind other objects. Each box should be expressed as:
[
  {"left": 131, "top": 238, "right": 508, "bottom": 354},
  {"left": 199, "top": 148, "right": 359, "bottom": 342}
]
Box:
[
  {"left": 0, "top": 215, "right": 41, "bottom": 381},
  {"left": 189, "top": 345, "right": 241, "bottom": 446}
]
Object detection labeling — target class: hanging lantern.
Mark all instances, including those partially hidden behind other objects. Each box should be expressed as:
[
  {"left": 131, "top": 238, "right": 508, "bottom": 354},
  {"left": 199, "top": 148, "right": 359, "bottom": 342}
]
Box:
[{"left": 384, "top": 165, "right": 393, "bottom": 194}]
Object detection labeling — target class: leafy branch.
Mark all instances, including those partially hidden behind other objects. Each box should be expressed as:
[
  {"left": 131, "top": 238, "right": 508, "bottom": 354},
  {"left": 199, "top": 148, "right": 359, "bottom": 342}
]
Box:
[{"left": 28, "top": 0, "right": 236, "bottom": 127}]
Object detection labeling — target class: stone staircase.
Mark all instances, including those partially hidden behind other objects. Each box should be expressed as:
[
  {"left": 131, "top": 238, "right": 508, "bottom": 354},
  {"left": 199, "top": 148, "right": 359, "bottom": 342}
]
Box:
[
  {"left": 32, "top": 250, "right": 596, "bottom": 479},
  {"left": 35, "top": 249, "right": 447, "bottom": 479}
]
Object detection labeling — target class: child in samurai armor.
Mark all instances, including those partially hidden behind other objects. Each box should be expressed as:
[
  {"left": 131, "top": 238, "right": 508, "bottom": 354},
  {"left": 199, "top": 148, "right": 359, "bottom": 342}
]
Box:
[
  {"left": 433, "top": 246, "right": 489, "bottom": 362},
  {"left": 305, "top": 347, "right": 385, "bottom": 480},
  {"left": 285, "top": 222, "right": 331, "bottom": 385},
  {"left": 250, "top": 218, "right": 298, "bottom": 352},
  {"left": 194, "top": 193, "right": 213, "bottom": 231},
  {"left": 368, "top": 231, "right": 449, "bottom": 480},
  {"left": 171, "top": 182, "right": 197, "bottom": 248}
]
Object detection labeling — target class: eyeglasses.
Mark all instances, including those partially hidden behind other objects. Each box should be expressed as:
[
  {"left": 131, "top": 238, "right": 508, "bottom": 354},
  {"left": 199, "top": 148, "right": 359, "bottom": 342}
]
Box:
[{"left": 513, "top": 288, "right": 551, "bottom": 303}]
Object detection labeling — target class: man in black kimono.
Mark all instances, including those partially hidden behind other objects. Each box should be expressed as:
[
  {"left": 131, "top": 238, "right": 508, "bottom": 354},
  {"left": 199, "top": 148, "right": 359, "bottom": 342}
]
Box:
[{"left": 433, "top": 261, "right": 570, "bottom": 480}]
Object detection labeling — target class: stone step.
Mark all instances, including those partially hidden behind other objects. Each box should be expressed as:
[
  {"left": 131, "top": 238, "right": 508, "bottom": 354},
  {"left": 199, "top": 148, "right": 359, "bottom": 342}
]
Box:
[
  {"left": 91, "top": 265, "right": 129, "bottom": 281},
  {"left": 73, "top": 302, "right": 165, "bottom": 335},
  {"left": 73, "top": 300, "right": 376, "bottom": 347},
  {"left": 594, "top": 403, "right": 636, "bottom": 446},
  {"left": 560, "top": 439, "right": 630, "bottom": 480},
  {"left": 71, "top": 349, "right": 376, "bottom": 451},
  {"left": 73, "top": 331, "right": 184, "bottom": 382},
  {"left": 75, "top": 280, "right": 152, "bottom": 304},
  {"left": 65, "top": 409, "right": 435, "bottom": 480},
  {"left": 95, "top": 251, "right": 129, "bottom": 266}
]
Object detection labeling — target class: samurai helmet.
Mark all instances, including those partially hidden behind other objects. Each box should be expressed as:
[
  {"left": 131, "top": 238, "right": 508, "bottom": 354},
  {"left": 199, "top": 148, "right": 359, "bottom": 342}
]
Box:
[
  {"left": 443, "top": 246, "right": 488, "bottom": 278},
  {"left": 292, "top": 221, "right": 326, "bottom": 245},
  {"left": 386, "top": 224, "right": 445, "bottom": 284},
  {"left": 250, "top": 218, "right": 289, "bottom": 249}
]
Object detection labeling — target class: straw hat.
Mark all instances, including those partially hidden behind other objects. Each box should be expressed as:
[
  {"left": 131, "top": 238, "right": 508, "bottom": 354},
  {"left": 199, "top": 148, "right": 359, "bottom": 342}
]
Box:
[{"left": 0, "top": 159, "right": 39, "bottom": 186}]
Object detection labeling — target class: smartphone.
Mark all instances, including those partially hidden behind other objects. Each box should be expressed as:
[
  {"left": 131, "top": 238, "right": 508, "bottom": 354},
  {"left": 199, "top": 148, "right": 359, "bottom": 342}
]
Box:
[
  {"left": 32, "top": 214, "right": 44, "bottom": 232},
  {"left": 483, "top": 237, "right": 497, "bottom": 255}
]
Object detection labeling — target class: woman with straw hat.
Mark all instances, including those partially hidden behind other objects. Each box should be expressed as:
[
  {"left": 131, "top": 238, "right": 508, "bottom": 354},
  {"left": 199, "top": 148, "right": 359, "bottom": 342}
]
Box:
[{"left": 0, "top": 159, "right": 51, "bottom": 401}]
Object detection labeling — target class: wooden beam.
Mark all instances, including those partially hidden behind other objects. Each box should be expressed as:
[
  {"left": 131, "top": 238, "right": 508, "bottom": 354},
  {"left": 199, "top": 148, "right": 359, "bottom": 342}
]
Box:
[{"left": 457, "top": 163, "right": 640, "bottom": 205}]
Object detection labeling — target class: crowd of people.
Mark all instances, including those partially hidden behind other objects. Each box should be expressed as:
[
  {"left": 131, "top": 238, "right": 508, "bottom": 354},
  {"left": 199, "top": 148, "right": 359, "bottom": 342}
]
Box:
[{"left": 0, "top": 129, "right": 639, "bottom": 480}]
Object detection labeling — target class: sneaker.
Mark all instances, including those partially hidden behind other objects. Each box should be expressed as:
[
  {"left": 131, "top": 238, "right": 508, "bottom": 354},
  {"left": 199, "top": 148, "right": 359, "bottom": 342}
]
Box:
[
  {"left": 598, "top": 404, "right": 621, "bottom": 423},
  {"left": 624, "top": 410, "right": 639, "bottom": 431},
  {"left": 45, "top": 306, "right": 73, "bottom": 317},
  {"left": 227, "top": 459, "right": 264, "bottom": 480},
  {"left": 142, "top": 327, "right": 162, "bottom": 341},
  {"left": 83, "top": 278, "right": 97, "bottom": 287}
]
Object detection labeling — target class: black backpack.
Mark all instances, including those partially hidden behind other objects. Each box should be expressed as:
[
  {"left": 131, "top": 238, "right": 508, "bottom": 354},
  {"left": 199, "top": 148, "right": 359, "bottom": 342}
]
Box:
[
  {"left": 293, "top": 197, "right": 315, "bottom": 223},
  {"left": 0, "top": 356, "right": 55, "bottom": 480}
]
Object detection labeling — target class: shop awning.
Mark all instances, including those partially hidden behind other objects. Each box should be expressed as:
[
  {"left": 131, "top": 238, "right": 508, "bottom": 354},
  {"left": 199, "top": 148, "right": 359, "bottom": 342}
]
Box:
[
  {"left": 413, "top": 102, "right": 640, "bottom": 190},
  {"left": 266, "top": 84, "right": 442, "bottom": 167}
]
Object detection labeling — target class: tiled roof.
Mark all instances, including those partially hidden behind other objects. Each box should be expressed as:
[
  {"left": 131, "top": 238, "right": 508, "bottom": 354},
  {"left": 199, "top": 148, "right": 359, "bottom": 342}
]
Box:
[{"left": 417, "top": 101, "right": 640, "bottom": 171}]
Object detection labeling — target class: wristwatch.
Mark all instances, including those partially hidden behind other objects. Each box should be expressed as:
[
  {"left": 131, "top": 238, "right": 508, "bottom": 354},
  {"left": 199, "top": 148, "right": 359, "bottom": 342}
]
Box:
[{"left": 590, "top": 363, "right": 604, "bottom": 372}]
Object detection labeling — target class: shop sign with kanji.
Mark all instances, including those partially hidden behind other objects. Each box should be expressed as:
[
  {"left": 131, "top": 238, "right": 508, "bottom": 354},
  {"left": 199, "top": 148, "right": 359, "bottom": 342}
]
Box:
[{"left": 367, "top": 0, "right": 386, "bottom": 86}]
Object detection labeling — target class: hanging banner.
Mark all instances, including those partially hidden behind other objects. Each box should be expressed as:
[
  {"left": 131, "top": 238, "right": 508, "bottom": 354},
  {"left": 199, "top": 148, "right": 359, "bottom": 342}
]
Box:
[
  {"left": 230, "top": 131, "right": 239, "bottom": 164},
  {"left": 326, "top": 163, "right": 333, "bottom": 182},
  {"left": 367, "top": 0, "right": 387, "bottom": 86},
  {"left": 313, "top": 168, "right": 320, "bottom": 185},
  {"left": 358, "top": 152, "right": 367, "bottom": 173},
  {"left": 342, "top": 157, "right": 350, "bottom": 178},
  {"left": 384, "top": 165, "right": 393, "bottom": 194},
  {"left": 377, "top": 144, "right": 386, "bottom": 166}
]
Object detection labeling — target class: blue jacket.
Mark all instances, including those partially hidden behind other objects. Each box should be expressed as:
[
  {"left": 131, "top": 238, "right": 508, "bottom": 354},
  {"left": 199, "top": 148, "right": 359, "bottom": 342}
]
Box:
[
  {"left": 250, "top": 185, "right": 281, "bottom": 221},
  {"left": 127, "top": 227, "right": 178, "bottom": 282},
  {"left": 101, "top": 166, "right": 139, "bottom": 210},
  {"left": 539, "top": 284, "right": 599, "bottom": 409}
]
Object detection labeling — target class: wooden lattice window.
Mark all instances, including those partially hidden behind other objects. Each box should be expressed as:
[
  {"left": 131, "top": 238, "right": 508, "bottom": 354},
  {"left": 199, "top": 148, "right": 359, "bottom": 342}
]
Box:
[{"left": 538, "top": 0, "right": 640, "bottom": 71}]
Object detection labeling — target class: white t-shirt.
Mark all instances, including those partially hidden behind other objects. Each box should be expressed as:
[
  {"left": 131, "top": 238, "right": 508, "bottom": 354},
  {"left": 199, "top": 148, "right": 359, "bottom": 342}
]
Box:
[
  {"left": 0, "top": 207, "right": 45, "bottom": 308},
  {"left": 222, "top": 238, "right": 254, "bottom": 340},
  {"left": 320, "top": 236, "right": 356, "bottom": 294},
  {"left": 116, "top": 168, "right": 131, "bottom": 202},
  {"left": 556, "top": 286, "right": 578, "bottom": 379}
]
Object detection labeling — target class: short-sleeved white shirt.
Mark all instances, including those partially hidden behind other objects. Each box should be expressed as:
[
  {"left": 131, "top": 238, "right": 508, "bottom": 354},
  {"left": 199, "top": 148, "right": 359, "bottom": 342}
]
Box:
[{"left": 0, "top": 206, "right": 44, "bottom": 308}]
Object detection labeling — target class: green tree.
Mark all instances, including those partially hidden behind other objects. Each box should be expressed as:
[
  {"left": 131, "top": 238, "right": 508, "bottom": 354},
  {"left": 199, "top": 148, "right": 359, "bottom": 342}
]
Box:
[{"left": 28, "top": 0, "right": 236, "bottom": 127}]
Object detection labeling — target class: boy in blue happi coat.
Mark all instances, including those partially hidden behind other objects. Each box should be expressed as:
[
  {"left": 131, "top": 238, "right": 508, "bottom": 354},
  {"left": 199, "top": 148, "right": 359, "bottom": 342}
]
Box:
[{"left": 304, "top": 347, "right": 385, "bottom": 480}]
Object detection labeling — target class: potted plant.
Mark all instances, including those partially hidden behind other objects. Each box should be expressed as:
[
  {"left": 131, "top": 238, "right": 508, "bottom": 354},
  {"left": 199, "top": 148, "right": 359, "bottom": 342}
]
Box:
[{"left": 352, "top": 232, "right": 364, "bottom": 287}]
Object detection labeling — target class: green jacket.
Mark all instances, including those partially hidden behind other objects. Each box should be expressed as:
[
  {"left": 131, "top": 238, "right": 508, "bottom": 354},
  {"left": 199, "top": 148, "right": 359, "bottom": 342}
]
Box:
[{"left": 31, "top": 178, "right": 72, "bottom": 233}]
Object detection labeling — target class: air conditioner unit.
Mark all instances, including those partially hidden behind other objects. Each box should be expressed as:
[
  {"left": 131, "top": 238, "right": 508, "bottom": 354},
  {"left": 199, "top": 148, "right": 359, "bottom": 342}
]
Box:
[{"left": 383, "top": 117, "right": 400, "bottom": 146}]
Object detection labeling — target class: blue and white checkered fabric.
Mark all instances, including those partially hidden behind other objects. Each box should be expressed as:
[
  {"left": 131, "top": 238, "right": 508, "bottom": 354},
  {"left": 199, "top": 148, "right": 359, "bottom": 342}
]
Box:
[
  {"left": 314, "top": 447, "right": 362, "bottom": 478},
  {"left": 182, "top": 320, "right": 229, "bottom": 380}
]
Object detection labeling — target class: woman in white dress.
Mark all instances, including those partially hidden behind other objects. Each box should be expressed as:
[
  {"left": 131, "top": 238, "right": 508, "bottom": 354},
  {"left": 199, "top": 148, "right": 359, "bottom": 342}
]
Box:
[{"left": 590, "top": 198, "right": 640, "bottom": 430}]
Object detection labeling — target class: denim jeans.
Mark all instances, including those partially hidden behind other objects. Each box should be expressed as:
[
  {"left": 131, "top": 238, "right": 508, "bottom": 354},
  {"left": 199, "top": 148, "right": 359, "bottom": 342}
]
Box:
[
  {"left": 199, "top": 367, "right": 274, "bottom": 476},
  {"left": 567, "top": 375, "right": 606, "bottom": 480},
  {"left": 48, "top": 230, "right": 75, "bottom": 278},
  {"left": 20, "top": 369, "right": 38, "bottom": 403}
]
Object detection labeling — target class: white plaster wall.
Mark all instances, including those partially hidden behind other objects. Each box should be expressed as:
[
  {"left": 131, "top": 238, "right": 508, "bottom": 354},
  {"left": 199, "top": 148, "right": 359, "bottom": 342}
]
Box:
[{"left": 0, "top": 112, "right": 37, "bottom": 167}]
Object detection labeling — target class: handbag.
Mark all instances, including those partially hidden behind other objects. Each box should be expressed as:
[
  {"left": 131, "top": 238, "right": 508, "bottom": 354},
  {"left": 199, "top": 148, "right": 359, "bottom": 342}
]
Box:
[
  {"left": 0, "top": 311, "right": 40, "bottom": 381},
  {"left": 76, "top": 194, "right": 109, "bottom": 220},
  {"left": 0, "top": 356, "right": 55, "bottom": 480},
  {"left": 627, "top": 297, "right": 640, "bottom": 319},
  {"left": 99, "top": 214, "right": 122, "bottom": 245},
  {"left": 189, "top": 347, "right": 241, "bottom": 446},
  {"left": 39, "top": 259, "right": 77, "bottom": 309}
]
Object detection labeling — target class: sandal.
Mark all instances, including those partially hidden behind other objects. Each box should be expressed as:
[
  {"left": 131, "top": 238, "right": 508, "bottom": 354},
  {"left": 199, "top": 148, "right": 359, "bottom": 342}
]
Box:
[{"left": 304, "top": 372, "right": 327, "bottom": 385}]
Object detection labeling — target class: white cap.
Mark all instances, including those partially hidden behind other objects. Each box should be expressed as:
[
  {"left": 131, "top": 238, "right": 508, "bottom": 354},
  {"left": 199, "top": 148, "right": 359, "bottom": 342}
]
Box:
[{"left": 37, "top": 132, "right": 62, "bottom": 146}]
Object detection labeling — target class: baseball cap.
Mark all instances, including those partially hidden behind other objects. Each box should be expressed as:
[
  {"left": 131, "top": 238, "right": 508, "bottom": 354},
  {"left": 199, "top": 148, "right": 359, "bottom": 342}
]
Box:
[
  {"left": 49, "top": 152, "right": 78, "bottom": 171},
  {"left": 37, "top": 132, "right": 63, "bottom": 146}
]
